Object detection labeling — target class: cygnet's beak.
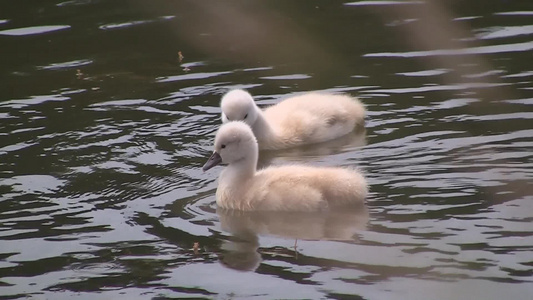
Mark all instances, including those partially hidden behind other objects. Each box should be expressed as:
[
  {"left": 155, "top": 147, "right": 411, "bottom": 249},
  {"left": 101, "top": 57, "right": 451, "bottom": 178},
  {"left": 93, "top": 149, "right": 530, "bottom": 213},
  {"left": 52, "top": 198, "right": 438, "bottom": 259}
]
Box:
[{"left": 202, "top": 151, "right": 222, "bottom": 171}]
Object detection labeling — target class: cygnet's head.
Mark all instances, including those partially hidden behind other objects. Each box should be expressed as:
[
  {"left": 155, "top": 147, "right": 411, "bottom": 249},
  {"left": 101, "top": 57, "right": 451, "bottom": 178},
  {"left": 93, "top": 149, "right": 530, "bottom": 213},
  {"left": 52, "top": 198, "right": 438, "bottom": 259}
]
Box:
[
  {"left": 220, "top": 89, "right": 258, "bottom": 126},
  {"left": 203, "top": 121, "right": 258, "bottom": 171}
]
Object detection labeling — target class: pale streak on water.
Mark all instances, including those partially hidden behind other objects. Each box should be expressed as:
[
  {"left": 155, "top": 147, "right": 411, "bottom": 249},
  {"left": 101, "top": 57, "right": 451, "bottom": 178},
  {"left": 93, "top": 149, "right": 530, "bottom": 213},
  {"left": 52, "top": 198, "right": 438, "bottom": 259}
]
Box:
[{"left": 0, "top": 1, "right": 532, "bottom": 299}]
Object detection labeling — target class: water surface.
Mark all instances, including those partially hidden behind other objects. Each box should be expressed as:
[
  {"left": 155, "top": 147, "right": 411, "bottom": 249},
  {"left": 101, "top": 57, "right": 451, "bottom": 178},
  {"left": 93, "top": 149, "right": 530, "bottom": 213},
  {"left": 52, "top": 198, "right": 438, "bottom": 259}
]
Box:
[{"left": 0, "top": 1, "right": 532, "bottom": 299}]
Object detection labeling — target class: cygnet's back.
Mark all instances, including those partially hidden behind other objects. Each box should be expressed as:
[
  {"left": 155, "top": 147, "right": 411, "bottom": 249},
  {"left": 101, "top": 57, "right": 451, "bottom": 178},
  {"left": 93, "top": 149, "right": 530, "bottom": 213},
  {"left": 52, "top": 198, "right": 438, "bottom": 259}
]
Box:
[
  {"left": 263, "top": 93, "right": 365, "bottom": 146},
  {"left": 249, "top": 165, "right": 367, "bottom": 211},
  {"left": 220, "top": 90, "right": 366, "bottom": 150},
  {"left": 203, "top": 121, "right": 368, "bottom": 211}
]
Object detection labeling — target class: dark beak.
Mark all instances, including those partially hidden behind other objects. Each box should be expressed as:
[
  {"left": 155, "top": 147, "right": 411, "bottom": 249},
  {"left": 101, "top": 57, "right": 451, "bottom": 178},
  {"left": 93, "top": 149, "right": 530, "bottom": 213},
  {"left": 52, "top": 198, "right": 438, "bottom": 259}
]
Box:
[{"left": 202, "top": 151, "right": 222, "bottom": 171}]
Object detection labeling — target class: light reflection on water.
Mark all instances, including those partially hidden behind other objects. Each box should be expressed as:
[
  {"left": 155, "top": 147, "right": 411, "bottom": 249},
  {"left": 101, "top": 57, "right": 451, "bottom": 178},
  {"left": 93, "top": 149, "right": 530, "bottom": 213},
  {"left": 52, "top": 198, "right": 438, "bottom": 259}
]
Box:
[{"left": 0, "top": 0, "right": 532, "bottom": 299}]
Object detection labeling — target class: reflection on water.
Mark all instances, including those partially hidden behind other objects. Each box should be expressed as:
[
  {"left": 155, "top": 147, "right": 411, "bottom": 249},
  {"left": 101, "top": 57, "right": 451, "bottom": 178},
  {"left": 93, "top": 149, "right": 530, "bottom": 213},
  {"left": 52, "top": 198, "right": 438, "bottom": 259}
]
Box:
[
  {"left": 0, "top": 25, "right": 71, "bottom": 36},
  {"left": 219, "top": 205, "right": 369, "bottom": 242},
  {"left": 0, "top": 0, "right": 532, "bottom": 299},
  {"left": 218, "top": 206, "right": 369, "bottom": 271}
]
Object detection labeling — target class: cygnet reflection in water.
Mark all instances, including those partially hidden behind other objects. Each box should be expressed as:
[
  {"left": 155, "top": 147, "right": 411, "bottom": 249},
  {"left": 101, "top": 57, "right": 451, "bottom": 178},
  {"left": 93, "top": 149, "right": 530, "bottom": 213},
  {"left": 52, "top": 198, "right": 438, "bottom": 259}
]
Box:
[
  {"left": 218, "top": 205, "right": 368, "bottom": 241},
  {"left": 219, "top": 231, "right": 262, "bottom": 272},
  {"left": 217, "top": 205, "right": 369, "bottom": 271}
]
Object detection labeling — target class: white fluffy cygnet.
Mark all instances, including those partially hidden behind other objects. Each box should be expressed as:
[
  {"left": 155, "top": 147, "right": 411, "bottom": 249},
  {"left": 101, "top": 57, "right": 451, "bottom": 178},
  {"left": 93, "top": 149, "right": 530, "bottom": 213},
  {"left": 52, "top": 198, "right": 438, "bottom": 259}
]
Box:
[
  {"left": 220, "top": 89, "right": 366, "bottom": 150},
  {"left": 203, "top": 121, "right": 368, "bottom": 211}
]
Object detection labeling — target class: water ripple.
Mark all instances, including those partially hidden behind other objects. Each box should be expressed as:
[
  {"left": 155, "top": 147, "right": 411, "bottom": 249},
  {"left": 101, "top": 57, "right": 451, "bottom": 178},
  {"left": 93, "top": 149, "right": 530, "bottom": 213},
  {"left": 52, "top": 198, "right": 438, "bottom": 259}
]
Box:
[
  {"left": 156, "top": 71, "right": 232, "bottom": 83},
  {"left": 0, "top": 25, "right": 70, "bottom": 36},
  {"left": 364, "top": 41, "right": 533, "bottom": 57},
  {"left": 98, "top": 16, "right": 175, "bottom": 30}
]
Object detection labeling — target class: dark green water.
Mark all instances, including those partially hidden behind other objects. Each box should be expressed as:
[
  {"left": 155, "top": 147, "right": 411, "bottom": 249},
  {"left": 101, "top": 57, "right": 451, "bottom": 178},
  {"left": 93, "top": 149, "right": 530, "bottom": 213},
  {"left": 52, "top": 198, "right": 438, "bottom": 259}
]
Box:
[{"left": 0, "top": 1, "right": 532, "bottom": 299}]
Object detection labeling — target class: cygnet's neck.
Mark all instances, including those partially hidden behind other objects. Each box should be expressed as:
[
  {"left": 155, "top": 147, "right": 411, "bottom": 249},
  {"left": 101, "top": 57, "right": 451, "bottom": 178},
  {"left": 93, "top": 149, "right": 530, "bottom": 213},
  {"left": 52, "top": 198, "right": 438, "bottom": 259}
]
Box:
[
  {"left": 221, "top": 146, "right": 258, "bottom": 185},
  {"left": 250, "top": 107, "right": 277, "bottom": 148}
]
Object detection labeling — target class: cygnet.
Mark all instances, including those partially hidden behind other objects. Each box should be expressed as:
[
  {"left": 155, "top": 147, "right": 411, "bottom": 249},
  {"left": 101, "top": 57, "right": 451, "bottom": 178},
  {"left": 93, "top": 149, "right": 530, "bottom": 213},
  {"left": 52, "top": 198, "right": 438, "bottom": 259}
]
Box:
[
  {"left": 220, "top": 89, "right": 365, "bottom": 150},
  {"left": 203, "top": 121, "right": 368, "bottom": 211}
]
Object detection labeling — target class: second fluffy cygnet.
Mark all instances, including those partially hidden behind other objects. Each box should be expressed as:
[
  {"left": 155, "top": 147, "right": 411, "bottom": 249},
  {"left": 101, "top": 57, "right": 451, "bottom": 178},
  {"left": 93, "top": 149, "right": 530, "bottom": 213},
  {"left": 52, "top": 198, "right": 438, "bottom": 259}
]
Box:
[{"left": 220, "top": 89, "right": 365, "bottom": 150}]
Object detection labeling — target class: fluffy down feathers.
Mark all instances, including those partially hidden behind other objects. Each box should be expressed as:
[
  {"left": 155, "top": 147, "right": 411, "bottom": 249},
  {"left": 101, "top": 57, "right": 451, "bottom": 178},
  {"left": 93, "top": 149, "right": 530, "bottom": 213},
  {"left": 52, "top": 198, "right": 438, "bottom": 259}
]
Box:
[
  {"left": 220, "top": 90, "right": 365, "bottom": 150},
  {"left": 203, "top": 121, "right": 368, "bottom": 211}
]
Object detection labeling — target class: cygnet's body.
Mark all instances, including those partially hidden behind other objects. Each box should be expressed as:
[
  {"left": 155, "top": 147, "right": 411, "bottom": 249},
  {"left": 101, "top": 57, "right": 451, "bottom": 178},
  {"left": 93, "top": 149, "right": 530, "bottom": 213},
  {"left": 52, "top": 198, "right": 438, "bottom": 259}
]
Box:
[
  {"left": 203, "top": 122, "right": 368, "bottom": 211},
  {"left": 220, "top": 89, "right": 365, "bottom": 150}
]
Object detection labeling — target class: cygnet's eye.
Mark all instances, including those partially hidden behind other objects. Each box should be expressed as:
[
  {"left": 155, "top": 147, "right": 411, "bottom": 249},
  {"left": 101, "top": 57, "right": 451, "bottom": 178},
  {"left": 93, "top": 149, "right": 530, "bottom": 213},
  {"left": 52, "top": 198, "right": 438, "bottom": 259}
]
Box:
[
  {"left": 221, "top": 144, "right": 226, "bottom": 149},
  {"left": 243, "top": 113, "right": 248, "bottom": 119}
]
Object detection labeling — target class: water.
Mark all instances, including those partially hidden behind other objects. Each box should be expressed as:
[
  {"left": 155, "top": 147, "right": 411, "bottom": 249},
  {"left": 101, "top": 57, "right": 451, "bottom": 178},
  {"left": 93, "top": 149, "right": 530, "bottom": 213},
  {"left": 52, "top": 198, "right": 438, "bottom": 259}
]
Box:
[{"left": 1, "top": 1, "right": 532, "bottom": 299}]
